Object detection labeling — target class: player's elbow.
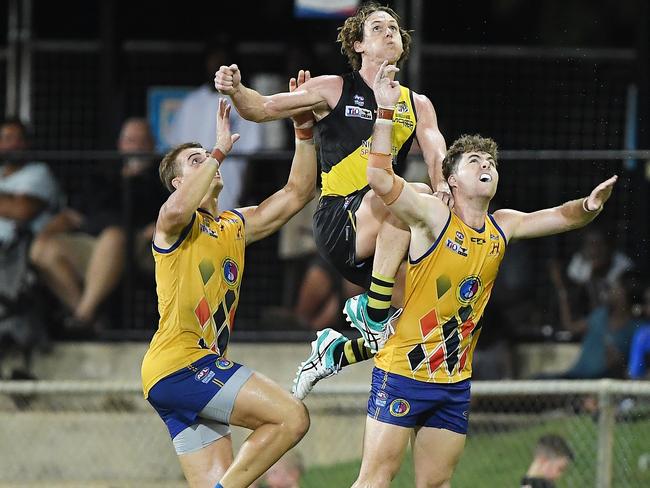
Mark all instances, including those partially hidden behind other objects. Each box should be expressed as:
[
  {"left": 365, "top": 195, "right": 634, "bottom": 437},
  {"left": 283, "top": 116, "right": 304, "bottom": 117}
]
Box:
[{"left": 286, "top": 182, "right": 317, "bottom": 208}]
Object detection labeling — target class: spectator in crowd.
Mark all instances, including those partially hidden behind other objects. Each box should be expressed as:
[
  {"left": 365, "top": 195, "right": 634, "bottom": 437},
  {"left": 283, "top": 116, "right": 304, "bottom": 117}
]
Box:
[
  {"left": 262, "top": 450, "right": 304, "bottom": 488},
  {"left": 29, "top": 118, "right": 164, "bottom": 334},
  {"left": 628, "top": 283, "right": 650, "bottom": 379},
  {"left": 169, "top": 40, "right": 262, "bottom": 212},
  {"left": 546, "top": 267, "right": 645, "bottom": 379},
  {"left": 565, "top": 226, "right": 633, "bottom": 312},
  {"left": 0, "top": 118, "right": 62, "bottom": 376},
  {"left": 521, "top": 434, "right": 574, "bottom": 488}
]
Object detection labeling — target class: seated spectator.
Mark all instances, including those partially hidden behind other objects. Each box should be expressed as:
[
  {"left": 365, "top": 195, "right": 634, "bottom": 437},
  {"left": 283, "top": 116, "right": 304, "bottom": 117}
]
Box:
[
  {"left": 262, "top": 449, "right": 304, "bottom": 488},
  {"left": 521, "top": 434, "right": 574, "bottom": 488},
  {"left": 547, "top": 268, "right": 645, "bottom": 379},
  {"left": 0, "top": 118, "right": 62, "bottom": 375},
  {"left": 29, "top": 118, "right": 165, "bottom": 335},
  {"left": 565, "top": 226, "right": 633, "bottom": 313}
]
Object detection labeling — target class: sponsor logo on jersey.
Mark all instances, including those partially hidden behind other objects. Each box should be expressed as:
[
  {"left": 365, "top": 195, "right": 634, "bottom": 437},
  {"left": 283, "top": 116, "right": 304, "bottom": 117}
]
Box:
[
  {"left": 389, "top": 399, "right": 410, "bottom": 417},
  {"left": 345, "top": 105, "right": 373, "bottom": 120},
  {"left": 222, "top": 258, "right": 239, "bottom": 287},
  {"left": 216, "top": 358, "right": 234, "bottom": 370},
  {"left": 471, "top": 237, "right": 486, "bottom": 245},
  {"left": 490, "top": 233, "right": 499, "bottom": 240},
  {"left": 376, "top": 390, "right": 389, "bottom": 407},
  {"left": 457, "top": 276, "right": 483, "bottom": 304},
  {"left": 455, "top": 231, "right": 465, "bottom": 244},
  {"left": 446, "top": 238, "right": 468, "bottom": 257},
  {"left": 353, "top": 94, "right": 365, "bottom": 106},
  {"left": 200, "top": 222, "right": 218, "bottom": 238}
]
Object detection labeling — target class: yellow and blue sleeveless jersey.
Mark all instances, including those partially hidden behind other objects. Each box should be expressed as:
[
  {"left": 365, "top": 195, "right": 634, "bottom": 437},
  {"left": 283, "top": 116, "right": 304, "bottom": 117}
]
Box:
[
  {"left": 141, "top": 208, "right": 245, "bottom": 397},
  {"left": 375, "top": 212, "right": 507, "bottom": 383},
  {"left": 316, "top": 71, "right": 417, "bottom": 197}
]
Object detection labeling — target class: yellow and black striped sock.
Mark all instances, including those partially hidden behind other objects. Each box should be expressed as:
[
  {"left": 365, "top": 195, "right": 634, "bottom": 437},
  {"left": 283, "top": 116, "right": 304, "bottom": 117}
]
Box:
[
  {"left": 333, "top": 338, "right": 375, "bottom": 367},
  {"left": 367, "top": 272, "right": 395, "bottom": 323}
]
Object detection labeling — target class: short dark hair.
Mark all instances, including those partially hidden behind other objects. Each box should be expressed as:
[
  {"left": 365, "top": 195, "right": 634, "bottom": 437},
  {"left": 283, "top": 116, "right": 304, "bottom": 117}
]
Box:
[
  {"left": 442, "top": 134, "right": 499, "bottom": 182},
  {"left": 0, "top": 117, "right": 31, "bottom": 141},
  {"left": 535, "top": 434, "right": 574, "bottom": 462},
  {"left": 159, "top": 142, "right": 201, "bottom": 193},
  {"left": 336, "top": 1, "right": 412, "bottom": 70}
]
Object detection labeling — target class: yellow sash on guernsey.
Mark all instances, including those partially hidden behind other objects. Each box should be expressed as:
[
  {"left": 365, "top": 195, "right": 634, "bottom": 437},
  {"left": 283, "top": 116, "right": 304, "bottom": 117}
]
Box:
[
  {"left": 321, "top": 85, "right": 416, "bottom": 197},
  {"left": 141, "top": 209, "right": 245, "bottom": 397},
  {"left": 375, "top": 212, "right": 507, "bottom": 383}
]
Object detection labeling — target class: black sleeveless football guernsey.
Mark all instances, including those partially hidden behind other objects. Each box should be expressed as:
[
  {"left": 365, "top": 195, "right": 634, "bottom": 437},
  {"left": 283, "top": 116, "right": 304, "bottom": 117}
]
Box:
[{"left": 315, "top": 71, "right": 418, "bottom": 197}]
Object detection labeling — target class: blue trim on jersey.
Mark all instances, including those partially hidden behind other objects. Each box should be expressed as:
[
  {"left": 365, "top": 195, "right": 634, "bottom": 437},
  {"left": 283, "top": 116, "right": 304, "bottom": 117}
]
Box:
[
  {"left": 367, "top": 367, "right": 471, "bottom": 434},
  {"left": 488, "top": 213, "right": 508, "bottom": 245},
  {"left": 230, "top": 208, "right": 246, "bottom": 225},
  {"left": 409, "top": 211, "right": 452, "bottom": 265},
  {"left": 152, "top": 213, "right": 196, "bottom": 254},
  {"left": 197, "top": 208, "right": 215, "bottom": 218}
]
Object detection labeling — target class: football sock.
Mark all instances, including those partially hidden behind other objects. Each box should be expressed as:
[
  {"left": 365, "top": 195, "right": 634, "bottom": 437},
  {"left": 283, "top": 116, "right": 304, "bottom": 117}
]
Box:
[
  {"left": 367, "top": 272, "right": 395, "bottom": 323},
  {"left": 334, "top": 338, "right": 375, "bottom": 367}
]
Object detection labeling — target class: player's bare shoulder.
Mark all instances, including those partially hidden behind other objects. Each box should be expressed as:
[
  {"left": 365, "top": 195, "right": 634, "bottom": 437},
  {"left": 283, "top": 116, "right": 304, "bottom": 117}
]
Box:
[{"left": 306, "top": 74, "right": 344, "bottom": 115}]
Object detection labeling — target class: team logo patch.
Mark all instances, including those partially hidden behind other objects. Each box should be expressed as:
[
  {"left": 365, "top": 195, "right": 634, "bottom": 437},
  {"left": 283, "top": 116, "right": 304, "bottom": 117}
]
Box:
[
  {"left": 195, "top": 367, "right": 213, "bottom": 382},
  {"left": 345, "top": 105, "right": 373, "bottom": 120},
  {"left": 389, "top": 399, "right": 410, "bottom": 417},
  {"left": 216, "top": 358, "right": 233, "bottom": 370},
  {"left": 396, "top": 101, "right": 409, "bottom": 114},
  {"left": 222, "top": 258, "right": 239, "bottom": 287},
  {"left": 455, "top": 231, "right": 464, "bottom": 244},
  {"left": 353, "top": 94, "right": 365, "bottom": 106},
  {"left": 376, "top": 390, "right": 389, "bottom": 407},
  {"left": 457, "top": 276, "right": 482, "bottom": 304}
]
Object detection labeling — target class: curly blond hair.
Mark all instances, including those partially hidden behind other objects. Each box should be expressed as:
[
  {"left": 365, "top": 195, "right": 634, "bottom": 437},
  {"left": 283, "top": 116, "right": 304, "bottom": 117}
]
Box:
[
  {"left": 442, "top": 134, "right": 499, "bottom": 181},
  {"left": 336, "top": 2, "right": 412, "bottom": 70}
]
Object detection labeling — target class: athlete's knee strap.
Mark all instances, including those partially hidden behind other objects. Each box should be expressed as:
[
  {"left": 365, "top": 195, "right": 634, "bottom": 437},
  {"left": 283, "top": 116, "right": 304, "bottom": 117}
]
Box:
[{"left": 368, "top": 152, "right": 404, "bottom": 205}]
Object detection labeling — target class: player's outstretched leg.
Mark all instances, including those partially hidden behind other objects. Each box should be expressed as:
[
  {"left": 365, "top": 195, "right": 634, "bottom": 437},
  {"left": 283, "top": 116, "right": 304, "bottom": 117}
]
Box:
[{"left": 292, "top": 328, "right": 347, "bottom": 400}]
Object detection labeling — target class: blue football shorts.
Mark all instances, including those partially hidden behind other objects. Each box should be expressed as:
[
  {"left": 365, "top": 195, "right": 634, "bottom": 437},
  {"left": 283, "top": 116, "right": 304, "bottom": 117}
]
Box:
[
  {"left": 148, "top": 353, "right": 252, "bottom": 454},
  {"left": 367, "top": 367, "right": 471, "bottom": 434}
]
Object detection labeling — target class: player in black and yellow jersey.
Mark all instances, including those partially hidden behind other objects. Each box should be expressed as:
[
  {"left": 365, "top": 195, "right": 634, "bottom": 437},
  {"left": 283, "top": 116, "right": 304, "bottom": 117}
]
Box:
[
  {"left": 215, "top": 2, "right": 448, "bottom": 398},
  {"left": 345, "top": 62, "right": 617, "bottom": 488},
  {"left": 142, "top": 72, "right": 317, "bottom": 488}
]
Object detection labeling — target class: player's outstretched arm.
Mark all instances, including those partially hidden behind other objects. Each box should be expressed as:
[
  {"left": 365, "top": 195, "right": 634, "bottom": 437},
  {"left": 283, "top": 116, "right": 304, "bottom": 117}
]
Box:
[
  {"left": 367, "top": 62, "right": 449, "bottom": 231},
  {"left": 238, "top": 71, "right": 318, "bottom": 244},
  {"left": 214, "top": 63, "right": 336, "bottom": 122},
  {"left": 413, "top": 93, "right": 447, "bottom": 192},
  {"left": 156, "top": 100, "right": 239, "bottom": 241},
  {"left": 493, "top": 175, "right": 618, "bottom": 241}
]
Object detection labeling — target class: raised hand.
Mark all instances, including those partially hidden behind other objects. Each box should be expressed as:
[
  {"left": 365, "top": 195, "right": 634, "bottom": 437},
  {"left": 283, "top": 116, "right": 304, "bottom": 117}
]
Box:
[
  {"left": 372, "top": 60, "right": 401, "bottom": 108},
  {"left": 585, "top": 175, "right": 617, "bottom": 211},
  {"left": 215, "top": 98, "right": 240, "bottom": 156},
  {"left": 289, "top": 69, "right": 314, "bottom": 129},
  {"left": 214, "top": 64, "right": 241, "bottom": 96}
]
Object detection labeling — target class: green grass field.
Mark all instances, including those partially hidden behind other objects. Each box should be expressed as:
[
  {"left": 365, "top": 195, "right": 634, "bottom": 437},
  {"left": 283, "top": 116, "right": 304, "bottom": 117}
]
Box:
[{"left": 299, "top": 416, "right": 650, "bottom": 487}]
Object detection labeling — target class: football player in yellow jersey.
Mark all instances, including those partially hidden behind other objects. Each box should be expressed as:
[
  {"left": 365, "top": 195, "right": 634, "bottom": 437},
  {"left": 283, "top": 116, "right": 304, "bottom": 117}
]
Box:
[
  {"left": 341, "top": 62, "right": 617, "bottom": 488},
  {"left": 142, "top": 73, "right": 318, "bottom": 488},
  {"left": 215, "top": 3, "right": 448, "bottom": 376}
]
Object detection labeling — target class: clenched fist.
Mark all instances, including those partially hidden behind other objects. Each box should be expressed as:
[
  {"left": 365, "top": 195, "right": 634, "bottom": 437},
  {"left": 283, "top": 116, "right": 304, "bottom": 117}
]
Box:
[{"left": 214, "top": 64, "right": 241, "bottom": 96}]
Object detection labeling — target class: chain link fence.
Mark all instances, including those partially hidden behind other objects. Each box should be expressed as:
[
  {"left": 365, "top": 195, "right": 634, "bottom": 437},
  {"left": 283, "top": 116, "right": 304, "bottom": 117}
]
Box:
[{"left": 0, "top": 380, "right": 649, "bottom": 487}]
